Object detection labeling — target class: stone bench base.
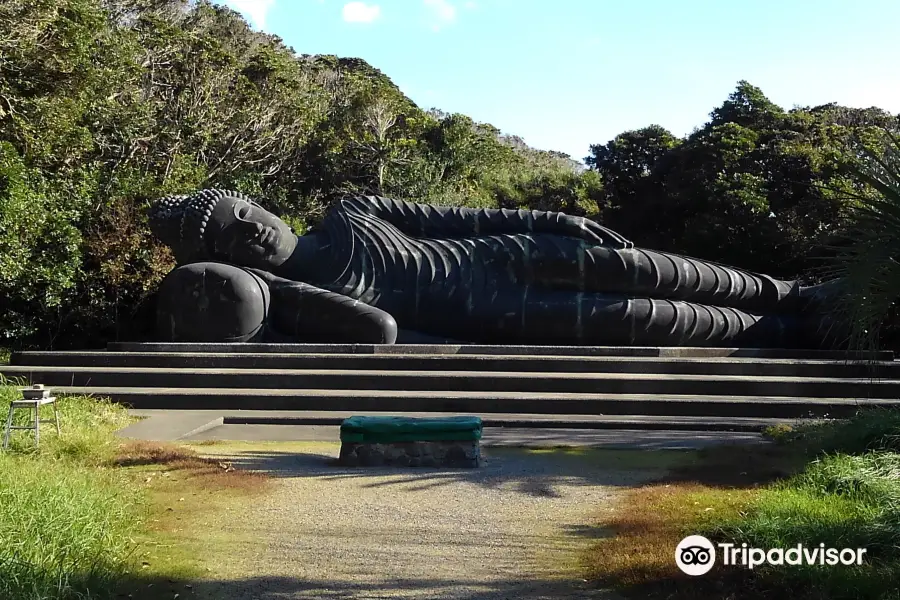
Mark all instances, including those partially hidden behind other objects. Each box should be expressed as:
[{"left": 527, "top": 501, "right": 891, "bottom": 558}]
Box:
[{"left": 338, "top": 440, "right": 481, "bottom": 468}]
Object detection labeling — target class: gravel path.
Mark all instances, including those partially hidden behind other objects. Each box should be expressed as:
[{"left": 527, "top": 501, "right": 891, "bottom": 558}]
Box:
[{"left": 190, "top": 443, "right": 660, "bottom": 600}]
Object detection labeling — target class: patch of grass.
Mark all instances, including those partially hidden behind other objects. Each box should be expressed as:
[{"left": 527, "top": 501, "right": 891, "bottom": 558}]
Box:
[
  {"left": 584, "top": 483, "right": 755, "bottom": 593},
  {"left": 0, "top": 381, "right": 270, "bottom": 600},
  {"left": 705, "top": 453, "right": 900, "bottom": 599},
  {"left": 765, "top": 409, "right": 900, "bottom": 455},
  {"left": 723, "top": 451, "right": 900, "bottom": 544},
  {"left": 793, "top": 452, "right": 900, "bottom": 509},
  {"left": 110, "top": 442, "right": 271, "bottom": 600},
  {"left": 0, "top": 454, "right": 142, "bottom": 599},
  {"left": 585, "top": 409, "right": 900, "bottom": 600},
  {"left": 116, "top": 440, "right": 269, "bottom": 492},
  {"left": 0, "top": 347, "right": 10, "bottom": 365},
  {"left": 0, "top": 382, "right": 143, "bottom": 599},
  {"left": 0, "top": 383, "right": 134, "bottom": 464},
  {"left": 718, "top": 487, "right": 886, "bottom": 554}
]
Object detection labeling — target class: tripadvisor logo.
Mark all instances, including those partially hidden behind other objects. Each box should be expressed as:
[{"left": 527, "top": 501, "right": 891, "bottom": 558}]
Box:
[
  {"left": 675, "top": 535, "right": 868, "bottom": 576},
  {"left": 675, "top": 535, "right": 716, "bottom": 576}
]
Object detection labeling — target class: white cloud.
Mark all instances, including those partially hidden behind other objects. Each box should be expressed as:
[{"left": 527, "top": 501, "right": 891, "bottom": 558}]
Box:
[
  {"left": 424, "top": 0, "right": 456, "bottom": 30},
  {"left": 342, "top": 2, "right": 381, "bottom": 23},
  {"left": 463, "top": 1, "right": 477, "bottom": 9},
  {"left": 223, "top": 0, "right": 276, "bottom": 29}
]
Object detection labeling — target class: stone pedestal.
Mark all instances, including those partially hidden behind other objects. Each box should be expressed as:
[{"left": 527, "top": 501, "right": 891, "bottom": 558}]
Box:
[{"left": 338, "top": 440, "right": 481, "bottom": 468}]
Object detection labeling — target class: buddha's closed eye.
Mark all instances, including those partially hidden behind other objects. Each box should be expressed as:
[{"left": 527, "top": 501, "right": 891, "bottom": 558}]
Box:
[{"left": 235, "top": 204, "right": 252, "bottom": 220}]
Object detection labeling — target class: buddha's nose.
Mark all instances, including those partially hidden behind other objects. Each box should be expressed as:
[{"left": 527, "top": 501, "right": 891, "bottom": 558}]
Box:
[{"left": 240, "top": 221, "right": 262, "bottom": 234}]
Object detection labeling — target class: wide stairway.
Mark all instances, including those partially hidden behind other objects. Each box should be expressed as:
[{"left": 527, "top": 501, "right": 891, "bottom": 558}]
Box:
[{"left": 2, "top": 342, "right": 899, "bottom": 432}]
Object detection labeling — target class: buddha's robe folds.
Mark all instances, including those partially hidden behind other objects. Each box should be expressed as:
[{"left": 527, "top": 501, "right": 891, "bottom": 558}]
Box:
[{"left": 300, "top": 196, "right": 806, "bottom": 346}]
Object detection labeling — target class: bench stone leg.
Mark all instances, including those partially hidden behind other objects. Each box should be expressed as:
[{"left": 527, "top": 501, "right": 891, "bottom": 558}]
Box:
[{"left": 339, "top": 440, "right": 481, "bottom": 468}]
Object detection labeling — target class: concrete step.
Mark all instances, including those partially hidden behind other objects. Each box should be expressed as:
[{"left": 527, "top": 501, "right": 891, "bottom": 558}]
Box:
[
  {"left": 118, "top": 410, "right": 771, "bottom": 447},
  {"left": 1, "top": 365, "right": 897, "bottom": 398},
  {"left": 105, "top": 342, "right": 895, "bottom": 360},
  {"left": 32, "top": 386, "right": 900, "bottom": 418},
  {"left": 12, "top": 351, "right": 899, "bottom": 378},
  {"left": 122, "top": 409, "right": 797, "bottom": 437},
  {"left": 220, "top": 414, "right": 792, "bottom": 433}
]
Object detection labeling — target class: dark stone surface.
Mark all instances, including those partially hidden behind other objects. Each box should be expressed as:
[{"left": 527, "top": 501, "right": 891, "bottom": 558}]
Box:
[
  {"left": 156, "top": 262, "right": 270, "bottom": 342},
  {"left": 338, "top": 441, "right": 482, "bottom": 468},
  {"left": 105, "top": 343, "right": 891, "bottom": 360},
  {"left": 148, "top": 189, "right": 841, "bottom": 348}
]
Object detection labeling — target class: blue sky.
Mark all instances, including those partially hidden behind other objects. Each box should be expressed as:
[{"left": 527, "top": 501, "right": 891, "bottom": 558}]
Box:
[{"left": 221, "top": 0, "right": 900, "bottom": 162}]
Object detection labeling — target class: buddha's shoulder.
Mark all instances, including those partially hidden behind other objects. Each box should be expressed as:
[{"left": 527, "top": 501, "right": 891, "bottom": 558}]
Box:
[{"left": 332, "top": 194, "right": 391, "bottom": 213}]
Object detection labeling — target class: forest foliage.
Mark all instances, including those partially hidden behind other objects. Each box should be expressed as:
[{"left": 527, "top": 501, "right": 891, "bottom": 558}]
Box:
[{"left": 0, "top": 0, "right": 898, "bottom": 349}]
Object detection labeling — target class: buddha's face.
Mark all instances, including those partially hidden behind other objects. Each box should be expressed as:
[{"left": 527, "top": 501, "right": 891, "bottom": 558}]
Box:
[{"left": 206, "top": 196, "right": 298, "bottom": 270}]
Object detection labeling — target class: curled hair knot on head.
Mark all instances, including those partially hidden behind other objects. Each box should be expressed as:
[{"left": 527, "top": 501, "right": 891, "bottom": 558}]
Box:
[{"left": 147, "top": 189, "right": 251, "bottom": 263}]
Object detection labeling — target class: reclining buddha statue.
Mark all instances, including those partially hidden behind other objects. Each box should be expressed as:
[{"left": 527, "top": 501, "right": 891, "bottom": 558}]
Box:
[{"left": 147, "top": 189, "right": 837, "bottom": 347}]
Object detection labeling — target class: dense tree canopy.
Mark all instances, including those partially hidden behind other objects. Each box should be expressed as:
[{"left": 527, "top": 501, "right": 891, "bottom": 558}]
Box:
[
  {"left": 586, "top": 81, "right": 898, "bottom": 275},
  {"left": 0, "top": 2, "right": 898, "bottom": 349}
]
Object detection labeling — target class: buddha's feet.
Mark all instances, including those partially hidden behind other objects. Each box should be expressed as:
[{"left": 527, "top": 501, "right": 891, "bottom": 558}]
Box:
[{"left": 798, "top": 278, "right": 844, "bottom": 311}]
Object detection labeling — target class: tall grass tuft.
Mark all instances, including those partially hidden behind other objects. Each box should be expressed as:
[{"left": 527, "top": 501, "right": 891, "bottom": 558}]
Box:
[
  {"left": 704, "top": 411, "right": 900, "bottom": 600},
  {"left": 0, "top": 379, "right": 133, "bottom": 465},
  {"left": 0, "top": 455, "right": 142, "bottom": 599},
  {"left": 771, "top": 409, "right": 900, "bottom": 455},
  {"left": 716, "top": 453, "right": 900, "bottom": 554},
  {"left": 0, "top": 379, "right": 143, "bottom": 599},
  {"left": 796, "top": 453, "right": 900, "bottom": 508}
]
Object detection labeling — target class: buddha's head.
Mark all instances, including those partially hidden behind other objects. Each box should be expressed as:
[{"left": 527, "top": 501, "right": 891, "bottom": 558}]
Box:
[{"left": 148, "top": 189, "right": 298, "bottom": 270}]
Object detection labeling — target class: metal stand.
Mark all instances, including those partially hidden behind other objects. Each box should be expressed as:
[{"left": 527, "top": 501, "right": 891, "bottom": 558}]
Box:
[{"left": 3, "top": 385, "right": 60, "bottom": 449}]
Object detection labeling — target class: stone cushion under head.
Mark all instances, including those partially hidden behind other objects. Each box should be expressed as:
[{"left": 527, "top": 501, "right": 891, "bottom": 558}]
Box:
[{"left": 339, "top": 416, "right": 483, "bottom": 443}]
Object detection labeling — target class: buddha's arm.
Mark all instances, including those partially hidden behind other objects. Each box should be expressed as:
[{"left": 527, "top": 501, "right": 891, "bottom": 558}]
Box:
[
  {"left": 249, "top": 269, "right": 398, "bottom": 344},
  {"left": 340, "top": 195, "right": 633, "bottom": 249}
]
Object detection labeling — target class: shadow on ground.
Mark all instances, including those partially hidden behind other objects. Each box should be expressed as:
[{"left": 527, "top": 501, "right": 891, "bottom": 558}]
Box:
[
  {"left": 118, "top": 573, "right": 618, "bottom": 600},
  {"left": 192, "top": 445, "right": 705, "bottom": 498},
  {"left": 184, "top": 424, "right": 765, "bottom": 451}
]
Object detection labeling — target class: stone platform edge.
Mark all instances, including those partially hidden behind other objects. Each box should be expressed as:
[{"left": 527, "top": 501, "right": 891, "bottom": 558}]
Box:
[{"left": 106, "top": 342, "right": 894, "bottom": 360}]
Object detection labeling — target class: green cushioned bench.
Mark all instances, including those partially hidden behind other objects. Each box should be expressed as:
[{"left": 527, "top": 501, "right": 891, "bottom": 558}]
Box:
[
  {"left": 340, "top": 415, "right": 483, "bottom": 442},
  {"left": 338, "top": 416, "right": 483, "bottom": 468}
]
